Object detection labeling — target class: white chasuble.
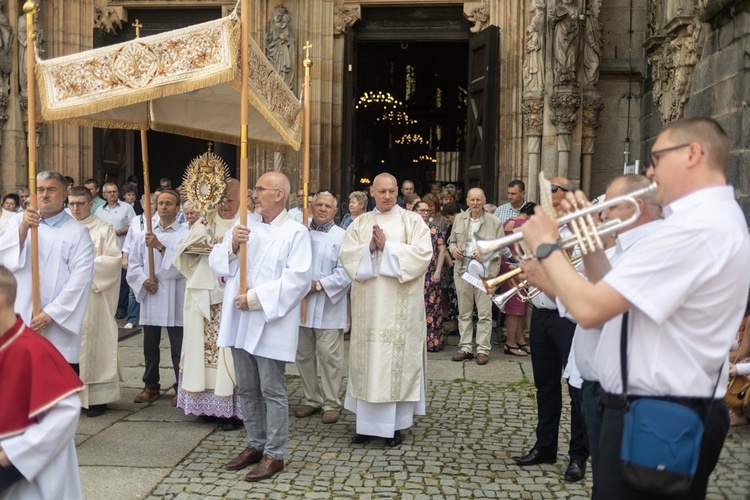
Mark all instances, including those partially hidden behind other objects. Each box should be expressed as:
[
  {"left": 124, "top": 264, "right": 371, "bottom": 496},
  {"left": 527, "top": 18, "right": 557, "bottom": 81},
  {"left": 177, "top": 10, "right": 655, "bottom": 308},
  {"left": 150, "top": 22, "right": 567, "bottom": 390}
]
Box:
[
  {"left": 338, "top": 206, "right": 432, "bottom": 404},
  {"left": 209, "top": 211, "right": 312, "bottom": 363},
  {"left": 0, "top": 214, "right": 94, "bottom": 363},
  {"left": 174, "top": 211, "right": 238, "bottom": 395},
  {"left": 78, "top": 215, "right": 122, "bottom": 407}
]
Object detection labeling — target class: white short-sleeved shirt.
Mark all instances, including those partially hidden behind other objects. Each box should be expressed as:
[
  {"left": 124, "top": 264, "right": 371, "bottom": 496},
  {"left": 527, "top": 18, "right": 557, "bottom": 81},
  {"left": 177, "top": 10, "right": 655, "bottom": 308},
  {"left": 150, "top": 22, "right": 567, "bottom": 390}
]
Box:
[
  {"left": 94, "top": 200, "right": 136, "bottom": 249},
  {"left": 596, "top": 186, "right": 750, "bottom": 397}
]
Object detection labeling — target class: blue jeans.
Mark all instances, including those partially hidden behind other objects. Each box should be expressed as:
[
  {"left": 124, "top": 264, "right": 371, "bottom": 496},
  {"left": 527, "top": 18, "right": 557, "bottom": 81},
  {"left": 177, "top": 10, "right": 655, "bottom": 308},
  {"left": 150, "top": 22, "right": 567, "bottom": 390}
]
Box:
[
  {"left": 127, "top": 287, "right": 140, "bottom": 324},
  {"left": 231, "top": 348, "right": 288, "bottom": 460}
]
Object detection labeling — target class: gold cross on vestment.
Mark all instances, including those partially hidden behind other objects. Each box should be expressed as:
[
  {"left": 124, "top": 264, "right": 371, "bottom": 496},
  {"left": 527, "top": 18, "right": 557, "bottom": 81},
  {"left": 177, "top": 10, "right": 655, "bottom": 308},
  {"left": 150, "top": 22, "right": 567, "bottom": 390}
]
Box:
[
  {"left": 132, "top": 19, "right": 143, "bottom": 38},
  {"left": 303, "top": 41, "right": 312, "bottom": 58}
]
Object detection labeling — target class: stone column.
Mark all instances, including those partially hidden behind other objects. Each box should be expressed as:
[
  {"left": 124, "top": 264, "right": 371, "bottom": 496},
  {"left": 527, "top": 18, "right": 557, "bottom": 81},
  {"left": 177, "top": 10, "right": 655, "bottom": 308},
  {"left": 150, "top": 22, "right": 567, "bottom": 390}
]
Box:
[
  {"left": 522, "top": 95, "right": 544, "bottom": 201},
  {"left": 549, "top": 88, "right": 580, "bottom": 179},
  {"left": 581, "top": 90, "right": 602, "bottom": 195}
]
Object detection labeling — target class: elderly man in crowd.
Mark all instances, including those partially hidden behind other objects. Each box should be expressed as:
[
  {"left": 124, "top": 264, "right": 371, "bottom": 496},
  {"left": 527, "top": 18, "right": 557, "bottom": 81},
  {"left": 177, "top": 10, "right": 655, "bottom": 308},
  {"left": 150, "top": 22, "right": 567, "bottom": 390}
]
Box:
[
  {"left": 294, "top": 190, "right": 351, "bottom": 425},
  {"left": 127, "top": 190, "right": 188, "bottom": 405},
  {"left": 0, "top": 171, "right": 94, "bottom": 371},
  {"left": 339, "top": 173, "right": 432, "bottom": 447},
  {"left": 68, "top": 186, "right": 122, "bottom": 418},
  {"left": 211, "top": 171, "right": 311, "bottom": 482},
  {"left": 448, "top": 187, "right": 503, "bottom": 365},
  {"left": 174, "top": 179, "right": 243, "bottom": 426}
]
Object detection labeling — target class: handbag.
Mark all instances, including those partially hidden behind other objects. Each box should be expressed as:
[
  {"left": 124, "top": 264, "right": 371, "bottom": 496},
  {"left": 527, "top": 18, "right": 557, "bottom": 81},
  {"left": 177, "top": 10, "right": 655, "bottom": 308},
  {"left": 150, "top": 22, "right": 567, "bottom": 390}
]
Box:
[
  {"left": 617, "top": 312, "right": 721, "bottom": 495},
  {"left": 725, "top": 375, "right": 750, "bottom": 409}
]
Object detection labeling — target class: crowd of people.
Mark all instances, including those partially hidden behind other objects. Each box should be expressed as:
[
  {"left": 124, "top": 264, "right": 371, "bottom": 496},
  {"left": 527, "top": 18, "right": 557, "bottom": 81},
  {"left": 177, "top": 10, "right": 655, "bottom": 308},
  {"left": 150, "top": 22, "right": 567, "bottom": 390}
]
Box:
[{"left": 1, "top": 116, "right": 748, "bottom": 499}]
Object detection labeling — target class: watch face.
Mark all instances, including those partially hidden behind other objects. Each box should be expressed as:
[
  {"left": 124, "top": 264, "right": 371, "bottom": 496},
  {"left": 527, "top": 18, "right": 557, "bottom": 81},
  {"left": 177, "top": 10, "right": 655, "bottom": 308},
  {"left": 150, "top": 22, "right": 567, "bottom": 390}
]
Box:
[{"left": 537, "top": 243, "right": 552, "bottom": 259}]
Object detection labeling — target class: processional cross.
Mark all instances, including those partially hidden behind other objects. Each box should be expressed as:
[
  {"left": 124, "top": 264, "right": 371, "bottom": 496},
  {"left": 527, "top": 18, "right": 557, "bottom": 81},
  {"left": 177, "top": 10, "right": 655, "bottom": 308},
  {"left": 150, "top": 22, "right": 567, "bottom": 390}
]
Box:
[{"left": 132, "top": 19, "right": 143, "bottom": 38}]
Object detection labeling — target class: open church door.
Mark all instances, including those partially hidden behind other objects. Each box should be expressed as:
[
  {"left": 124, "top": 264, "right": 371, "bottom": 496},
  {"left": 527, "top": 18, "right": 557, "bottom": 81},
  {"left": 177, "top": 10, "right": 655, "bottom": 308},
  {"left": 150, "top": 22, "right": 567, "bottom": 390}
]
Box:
[
  {"left": 341, "top": 26, "right": 358, "bottom": 200},
  {"left": 465, "top": 25, "right": 499, "bottom": 202}
]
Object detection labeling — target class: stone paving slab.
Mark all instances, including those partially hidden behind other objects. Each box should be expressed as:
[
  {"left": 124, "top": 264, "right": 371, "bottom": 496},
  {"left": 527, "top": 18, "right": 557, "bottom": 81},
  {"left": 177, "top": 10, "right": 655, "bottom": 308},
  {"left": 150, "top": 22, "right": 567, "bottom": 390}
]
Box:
[
  {"left": 80, "top": 466, "right": 171, "bottom": 500},
  {"left": 77, "top": 421, "right": 214, "bottom": 467}
]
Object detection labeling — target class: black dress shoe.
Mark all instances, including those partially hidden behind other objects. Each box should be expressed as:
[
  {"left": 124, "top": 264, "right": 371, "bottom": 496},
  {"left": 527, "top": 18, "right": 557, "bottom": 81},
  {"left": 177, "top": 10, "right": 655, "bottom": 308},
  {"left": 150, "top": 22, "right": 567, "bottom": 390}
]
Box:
[
  {"left": 563, "top": 459, "right": 586, "bottom": 482},
  {"left": 85, "top": 404, "right": 107, "bottom": 418},
  {"left": 512, "top": 449, "right": 556, "bottom": 466},
  {"left": 351, "top": 433, "right": 373, "bottom": 444},
  {"left": 383, "top": 430, "right": 402, "bottom": 447}
]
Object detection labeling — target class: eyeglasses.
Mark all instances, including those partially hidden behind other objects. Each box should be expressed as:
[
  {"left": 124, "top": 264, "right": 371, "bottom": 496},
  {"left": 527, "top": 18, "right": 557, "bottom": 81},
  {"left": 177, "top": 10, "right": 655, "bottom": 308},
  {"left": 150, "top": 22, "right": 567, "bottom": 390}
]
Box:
[
  {"left": 550, "top": 184, "right": 569, "bottom": 193},
  {"left": 253, "top": 186, "right": 281, "bottom": 193},
  {"left": 649, "top": 143, "right": 691, "bottom": 168}
]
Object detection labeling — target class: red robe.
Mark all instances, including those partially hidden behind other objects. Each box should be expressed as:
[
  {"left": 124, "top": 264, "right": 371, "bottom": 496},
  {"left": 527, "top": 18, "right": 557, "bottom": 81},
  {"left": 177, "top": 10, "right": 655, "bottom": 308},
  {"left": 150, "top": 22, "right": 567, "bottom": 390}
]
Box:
[{"left": 0, "top": 317, "right": 83, "bottom": 439}]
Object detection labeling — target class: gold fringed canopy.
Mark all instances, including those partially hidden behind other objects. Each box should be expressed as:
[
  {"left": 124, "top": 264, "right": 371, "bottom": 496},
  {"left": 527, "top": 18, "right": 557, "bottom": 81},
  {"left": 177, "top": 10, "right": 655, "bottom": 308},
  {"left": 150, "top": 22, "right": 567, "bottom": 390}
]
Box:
[{"left": 36, "top": 16, "right": 302, "bottom": 150}]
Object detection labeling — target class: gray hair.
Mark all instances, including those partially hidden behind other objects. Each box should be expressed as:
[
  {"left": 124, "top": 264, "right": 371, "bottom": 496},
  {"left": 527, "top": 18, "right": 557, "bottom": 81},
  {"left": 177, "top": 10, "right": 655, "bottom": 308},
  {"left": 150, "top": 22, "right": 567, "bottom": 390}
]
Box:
[
  {"left": 313, "top": 190, "right": 338, "bottom": 209},
  {"left": 348, "top": 191, "right": 367, "bottom": 210},
  {"left": 37, "top": 171, "right": 67, "bottom": 187}
]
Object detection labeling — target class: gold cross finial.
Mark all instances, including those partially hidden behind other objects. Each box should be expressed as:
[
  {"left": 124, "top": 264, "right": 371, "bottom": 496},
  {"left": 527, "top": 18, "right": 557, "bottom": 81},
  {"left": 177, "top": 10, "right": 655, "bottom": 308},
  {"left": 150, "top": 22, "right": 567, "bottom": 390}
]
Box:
[
  {"left": 303, "top": 41, "right": 312, "bottom": 59},
  {"left": 132, "top": 19, "right": 143, "bottom": 38},
  {"left": 207, "top": 141, "right": 213, "bottom": 152}
]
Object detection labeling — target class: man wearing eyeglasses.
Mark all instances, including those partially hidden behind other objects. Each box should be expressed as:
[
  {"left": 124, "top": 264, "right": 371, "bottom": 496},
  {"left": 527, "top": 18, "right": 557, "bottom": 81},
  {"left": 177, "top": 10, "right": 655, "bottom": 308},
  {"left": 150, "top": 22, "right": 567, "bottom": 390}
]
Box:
[
  {"left": 521, "top": 116, "right": 750, "bottom": 498},
  {"left": 0, "top": 171, "right": 94, "bottom": 371},
  {"left": 513, "top": 176, "right": 589, "bottom": 485},
  {"left": 68, "top": 186, "right": 122, "bottom": 418},
  {"left": 173, "top": 179, "right": 243, "bottom": 427},
  {"left": 210, "top": 171, "right": 311, "bottom": 481}
]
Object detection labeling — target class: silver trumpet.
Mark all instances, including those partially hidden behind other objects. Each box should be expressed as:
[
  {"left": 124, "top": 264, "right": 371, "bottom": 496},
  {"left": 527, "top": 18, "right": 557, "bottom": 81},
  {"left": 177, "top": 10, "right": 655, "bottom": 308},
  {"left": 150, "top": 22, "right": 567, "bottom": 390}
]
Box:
[{"left": 475, "top": 182, "right": 657, "bottom": 263}]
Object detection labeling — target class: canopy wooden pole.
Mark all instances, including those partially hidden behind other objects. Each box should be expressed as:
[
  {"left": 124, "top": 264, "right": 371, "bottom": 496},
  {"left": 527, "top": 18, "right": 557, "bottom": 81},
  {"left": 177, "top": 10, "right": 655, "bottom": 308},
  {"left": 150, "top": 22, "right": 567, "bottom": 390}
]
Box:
[
  {"left": 238, "top": 0, "right": 250, "bottom": 293},
  {"left": 300, "top": 42, "right": 312, "bottom": 323},
  {"left": 141, "top": 130, "right": 156, "bottom": 280},
  {"left": 24, "top": 1, "right": 40, "bottom": 316}
]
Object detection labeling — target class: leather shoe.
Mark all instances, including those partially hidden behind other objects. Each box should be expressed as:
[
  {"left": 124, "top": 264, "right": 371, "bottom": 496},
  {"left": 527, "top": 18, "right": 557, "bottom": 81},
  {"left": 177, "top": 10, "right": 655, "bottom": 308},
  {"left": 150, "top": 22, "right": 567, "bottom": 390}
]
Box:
[
  {"left": 451, "top": 351, "right": 474, "bottom": 362},
  {"left": 294, "top": 405, "right": 322, "bottom": 418},
  {"left": 171, "top": 393, "right": 178, "bottom": 407},
  {"left": 322, "top": 409, "right": 340, "bottom": 424},
  {"left": 476, "top": 353, "right": 489, "bottom": 365},
  {"left": 244, "top": 454, "right": 284, "bottom": 482},
  {"left": 351, "top": 433, "right": 373, "bottom": 444},
  {"left": 564, "top": 459, "right": 586, "bottom": 482},
  {"left": 225, "top": 446, "right": 263, "bottom": 471},
  {"left": 383, "top": 430, "right": 402, "bottom": 447},
  {"left": 133, "top": 388, "right": 160, "bottom": 403},
  {"left": 512, "top": 449, "right": 556, "bottom": 466}
]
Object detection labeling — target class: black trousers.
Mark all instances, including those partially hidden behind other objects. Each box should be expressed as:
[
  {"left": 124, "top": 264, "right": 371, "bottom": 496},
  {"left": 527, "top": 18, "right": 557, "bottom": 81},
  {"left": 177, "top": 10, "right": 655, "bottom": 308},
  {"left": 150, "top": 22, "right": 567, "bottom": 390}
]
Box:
[
  {"left": 580, "top": 379, "right": 603, "bottom": 494},
  {"left": 529, "top": 307, "right": 588, "bottom": 461},
  {"left": 596, "top": 398, "right": 728, "bottom": 500},
  {"left": 142, "top": 325, "right": 183, "bottom": 390}
]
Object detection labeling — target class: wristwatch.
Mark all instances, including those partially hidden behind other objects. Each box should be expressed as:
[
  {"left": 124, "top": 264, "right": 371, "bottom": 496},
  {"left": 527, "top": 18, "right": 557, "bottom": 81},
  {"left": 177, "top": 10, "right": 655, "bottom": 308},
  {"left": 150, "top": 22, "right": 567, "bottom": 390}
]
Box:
[
  {"left": 535, "top": 243, "right": 562, "bottom": 261},
  {"left": 158, "top": 245, "right": 166, "bottom": 254},
  {"left": 315, "top": 281, "right": 322, "bottom": 292}
]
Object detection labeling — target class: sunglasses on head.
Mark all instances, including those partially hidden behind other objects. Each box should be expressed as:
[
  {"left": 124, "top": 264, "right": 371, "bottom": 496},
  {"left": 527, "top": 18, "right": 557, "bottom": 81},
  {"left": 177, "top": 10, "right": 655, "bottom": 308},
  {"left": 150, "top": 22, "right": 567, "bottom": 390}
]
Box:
[{"left": 550, "top": 184, "right": 569, "bottom": 193}]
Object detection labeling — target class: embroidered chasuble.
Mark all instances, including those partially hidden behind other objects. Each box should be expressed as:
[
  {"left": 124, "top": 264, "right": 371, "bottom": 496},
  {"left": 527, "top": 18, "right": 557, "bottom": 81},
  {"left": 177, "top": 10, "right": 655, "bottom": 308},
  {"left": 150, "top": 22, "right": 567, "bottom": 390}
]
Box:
[
  {"left": 174, "top": 211, "right": 238, "bottom": 395},
  {"left": 78, "top": 215, "right": 122, "bottom": 407},
  {"left": 339, "top": 205, "right": 432, "bottom": 403}
]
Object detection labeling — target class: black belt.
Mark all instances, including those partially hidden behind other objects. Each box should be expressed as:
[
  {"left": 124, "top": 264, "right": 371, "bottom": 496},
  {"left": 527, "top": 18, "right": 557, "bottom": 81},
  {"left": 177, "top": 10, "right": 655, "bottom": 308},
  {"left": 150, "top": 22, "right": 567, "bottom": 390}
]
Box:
[{"left": 599, "top": 390, "right": 718, "bottom": 412}]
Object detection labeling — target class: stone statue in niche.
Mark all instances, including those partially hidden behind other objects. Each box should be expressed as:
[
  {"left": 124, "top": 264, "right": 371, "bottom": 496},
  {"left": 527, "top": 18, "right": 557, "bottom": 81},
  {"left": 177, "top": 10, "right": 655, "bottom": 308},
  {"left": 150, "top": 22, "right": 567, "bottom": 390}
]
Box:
[
  {"left": 0, "top": 0, "right": 12, "bottom": 106},
  {"left": 549, "top": 0, "right": 580, "bottom": 86},
  {"left": 523, "top": 0, "right": 545, "bottom": 93},
  {"left": 17, "top": 13, "right": 27, "bottom": 98},
  {"left": 265, "top": 4, "right": 295, "bottom": 92},
  {"left": 581, "top": 0, "right": 603, "bottom": 90}
]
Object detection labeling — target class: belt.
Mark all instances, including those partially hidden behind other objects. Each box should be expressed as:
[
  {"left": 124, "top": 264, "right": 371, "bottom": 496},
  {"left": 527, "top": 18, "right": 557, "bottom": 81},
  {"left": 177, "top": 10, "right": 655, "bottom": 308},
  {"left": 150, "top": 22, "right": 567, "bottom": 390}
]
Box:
[{"left": 599, "top": 390, "right": 718, "bottom": 412}]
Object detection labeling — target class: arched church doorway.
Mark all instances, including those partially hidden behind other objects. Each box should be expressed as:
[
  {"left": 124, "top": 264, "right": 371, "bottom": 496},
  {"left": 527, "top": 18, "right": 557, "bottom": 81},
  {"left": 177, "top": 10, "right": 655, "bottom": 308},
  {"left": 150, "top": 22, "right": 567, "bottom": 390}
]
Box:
[{"left": 342, "top": 6, "right": 498, "bottom": 201}]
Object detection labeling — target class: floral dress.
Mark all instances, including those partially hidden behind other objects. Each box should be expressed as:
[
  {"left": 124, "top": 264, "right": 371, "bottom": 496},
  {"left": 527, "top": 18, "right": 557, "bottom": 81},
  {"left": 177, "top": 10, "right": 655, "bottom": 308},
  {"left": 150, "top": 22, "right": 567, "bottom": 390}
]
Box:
[{"left": 425, "top": 224, "right": 445, "bottom": 351}]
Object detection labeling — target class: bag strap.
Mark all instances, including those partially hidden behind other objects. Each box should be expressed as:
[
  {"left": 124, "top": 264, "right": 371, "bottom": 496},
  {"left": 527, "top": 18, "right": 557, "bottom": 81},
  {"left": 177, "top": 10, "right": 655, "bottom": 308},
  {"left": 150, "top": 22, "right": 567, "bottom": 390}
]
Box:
[{"left": 619, "top": 311, "right": 725, "bottom": 418}]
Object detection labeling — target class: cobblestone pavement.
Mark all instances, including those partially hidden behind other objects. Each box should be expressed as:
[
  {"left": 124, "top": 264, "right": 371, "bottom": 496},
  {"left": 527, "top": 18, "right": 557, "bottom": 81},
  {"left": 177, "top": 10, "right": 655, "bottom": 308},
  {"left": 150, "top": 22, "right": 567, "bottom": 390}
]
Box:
[{"left": 80, "top": 330, "right": 750, "bottom": 499}]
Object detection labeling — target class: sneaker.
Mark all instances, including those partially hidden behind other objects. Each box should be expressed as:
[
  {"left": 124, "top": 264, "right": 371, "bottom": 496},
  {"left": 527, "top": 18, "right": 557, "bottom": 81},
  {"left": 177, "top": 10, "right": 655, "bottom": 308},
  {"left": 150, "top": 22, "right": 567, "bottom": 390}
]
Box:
[{"left": 123, "top": 322, "right": 134, "bottom": 329}]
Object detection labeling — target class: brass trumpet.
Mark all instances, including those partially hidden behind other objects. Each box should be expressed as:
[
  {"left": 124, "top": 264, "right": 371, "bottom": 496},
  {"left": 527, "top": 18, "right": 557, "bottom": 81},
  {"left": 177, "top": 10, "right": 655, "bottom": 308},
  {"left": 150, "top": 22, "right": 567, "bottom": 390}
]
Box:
[
  {"left": 481, "top": 266, "right": 522, "bottom": 295},
  {"left": 475, "top": 182, "right": 657, "bottom": 263}
]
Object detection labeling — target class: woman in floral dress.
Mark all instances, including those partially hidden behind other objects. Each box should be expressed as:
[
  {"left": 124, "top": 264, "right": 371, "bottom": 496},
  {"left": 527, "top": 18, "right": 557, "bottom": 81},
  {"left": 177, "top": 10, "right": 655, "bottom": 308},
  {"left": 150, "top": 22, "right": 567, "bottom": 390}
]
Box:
[{"left": 414, "top": 201, "right": 445, "bottom": 351}]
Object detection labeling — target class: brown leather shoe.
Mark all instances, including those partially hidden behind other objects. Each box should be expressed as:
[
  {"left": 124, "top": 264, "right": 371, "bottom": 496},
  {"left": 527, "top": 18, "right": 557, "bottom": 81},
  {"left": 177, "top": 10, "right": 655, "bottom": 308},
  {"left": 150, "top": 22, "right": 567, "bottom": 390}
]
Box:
[
  {"left": 171, "top": 393, "right": 178, "bottom": 406},
  {"left": 133, "top": 388, "right": 160, "bottom": 403},
  {"left": 244, "top": 454, "right": 284, "bottom": 482},
  {"left": 225, "top": 446, "right": 263, "bottom": 471},
  {"left": 322, "top": 409, "right": 340, "bottom": 424},
  {"left": 451, "top": 351, "right": 474, "bottom": 362},
  {"left": 294, "top": 405, "right": 322, "bottom": 418},
  {"left": 476, "top": 353, "right": 490, "bottom": 365}
]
